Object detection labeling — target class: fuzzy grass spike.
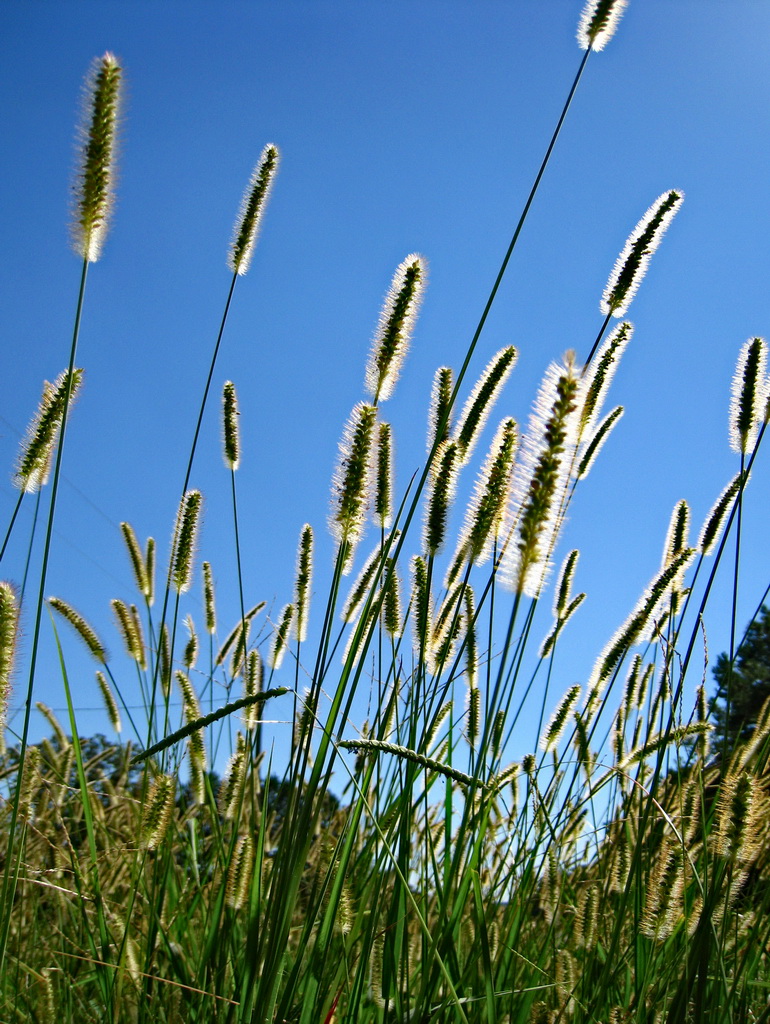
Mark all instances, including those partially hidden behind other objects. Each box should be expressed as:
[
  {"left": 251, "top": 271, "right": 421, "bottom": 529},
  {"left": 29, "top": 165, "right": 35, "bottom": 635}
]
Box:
[
  {"left": 228, "top": 144, "right": 280, "bottom": 275},
  {"left": 72, "top": 53, "right": 122, "bottom": 262},
  {"left": 364, "top": 254, "right": 427, "bottom": 403}
]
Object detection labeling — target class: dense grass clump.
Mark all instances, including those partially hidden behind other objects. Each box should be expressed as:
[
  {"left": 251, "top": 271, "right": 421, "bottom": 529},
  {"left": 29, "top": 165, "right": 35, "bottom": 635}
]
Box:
[{"left": 3, "top": 5, "right": 770, "bottom": 1022}]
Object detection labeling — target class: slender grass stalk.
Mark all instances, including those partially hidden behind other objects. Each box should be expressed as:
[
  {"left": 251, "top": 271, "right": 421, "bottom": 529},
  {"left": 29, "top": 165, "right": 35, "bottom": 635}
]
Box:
[{"left": 0, "top": 55, "right": 122, "bottom": 977}]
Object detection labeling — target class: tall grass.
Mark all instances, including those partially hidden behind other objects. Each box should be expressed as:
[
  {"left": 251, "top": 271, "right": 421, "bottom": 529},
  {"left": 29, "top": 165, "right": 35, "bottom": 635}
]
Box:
[{"left": 3, "top": 4, "right": 770, "bottom": 1022}]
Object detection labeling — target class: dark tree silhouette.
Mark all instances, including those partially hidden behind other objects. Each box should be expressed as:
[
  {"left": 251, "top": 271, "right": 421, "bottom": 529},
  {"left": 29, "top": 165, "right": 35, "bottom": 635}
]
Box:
[{"left": 712, "top": 605, "right": 770, "bottom": 759}]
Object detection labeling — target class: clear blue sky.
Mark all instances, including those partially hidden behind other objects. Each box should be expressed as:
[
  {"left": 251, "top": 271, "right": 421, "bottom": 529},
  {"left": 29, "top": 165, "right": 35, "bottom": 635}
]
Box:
[{"left": 2, "top": 2, "right": 770, "bottom": 770}]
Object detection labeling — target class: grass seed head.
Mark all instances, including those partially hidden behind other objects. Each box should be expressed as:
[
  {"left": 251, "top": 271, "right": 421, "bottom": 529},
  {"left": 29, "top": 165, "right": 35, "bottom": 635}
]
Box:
[
  {"left": 374, "top": 422, "right": 394, "bottom": 528},
  {"left": 380, "top": 558, "right": 402, "bottom": 638},
  {"left": 423, "top": 440, "right": 459, "bottom": 556},
  {"left": 600, "top": 190, "right": 684, "bottom": 317},
  {"left": 467, "top": 684, "right": 481, "bottom": 750},
  {"left": 0, "top": 583, "right": 19, "bottom": 729},
  {"left": 454, "top": 346, "right": 517, "bottom": 465},
  {"left": 228, "top": 144, "right": 280, "bottom": 275},
  {"left": 503, "top": 353, "right": 581, "bottom": 596},
  {"left": 73, "top": 53, "right": 122, "bottom": 262},
  {"left": 341, "top": 530, "right": 398, "bottom": 622},
  {"left": 48, "top": 596, "right": 107, "bottom": 663},
  {"left": 242, "top": 649, "right": 264, "bottom": 729},
  {"left": 222, "top": 380, "right": 241, "bottom": 470},
  {"left": 541, "top": 685, "right": 581, "bottom": 752},
  {"left": 729, "top": 336, "right": 767, "bottom": 454},
  {"left": 145, "top": 536, "right": 156, "bottom": 606},
  {"left": 270, "top": 603, "right": 294, "bottom": 670},
  {"left": 202, "top": 560, "right": 216, "bottom": 633},
  {"left": 427, "top": 366, "right": 454, "bottom": 455},
  {"left": 183, "top": 614, "right": 198, "bottom": 669},
  {"left": 575, "top": 405, "right": 624, "bottom": 480},
  {"left": 579, "top": 320, "right": 632, "bottom": 434},
  {"left": 294, "top": 524, "right": 314, "bottom": 643},
  {"left": 141, "top": 773, "right": 176, "bottom": 850},
  {"left": 170, "top": 490, "right": 202, "bottom": 594},
  {"left": 410, "top": 554, "right": 432, "bottom": 661},
  {"left": 458, "top": 417, "right": 518, "bottom": 568},
  {"left": 219, "top": 736, "right": 248, "bottom": 819},
  {"left": 111, "top": 598, "right": 142, "bottom": 664},
  {"left": 120, "top": 522, "right": 151, "bottom": 600},
  {"left": 553, "top": 549, "right": 579, "bottom": 619},
  {"left": 697, "top": 470, "right": 749, "bottom": 555},
  {"left": 226, "top": 834, "right": 254, "bottom": 909},
  {"left": 96, "top": 670, "right": 121, "bottom": 733},
  {"left": 329, "top": 402, "right": 377, "bottom": 569},
  {"left": 15, "top": 369, "right": 84, "bottom": 493},
  {"left": 577, "top": 0, "right": 629, "bottom": 52},
  {"left": 585, "top": 548, "right": 694, "bottom": 715},
  {"left": 463, "top": 585, "right": 478, "bottom": 689},
  {"left": 364, "top": 254, "right": 427, "bottom": 403}
]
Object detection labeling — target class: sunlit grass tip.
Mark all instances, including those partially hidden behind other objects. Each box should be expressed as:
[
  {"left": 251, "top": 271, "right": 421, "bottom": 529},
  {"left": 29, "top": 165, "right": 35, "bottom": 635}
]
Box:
[
  {"left": 294, "top": 524, "right": 313, "bottom": 643},
  {"left": 381, "top": 558, "right": 402, "bottom": 638},
  {"left": 226, "top": 834, "right": 254, "bottom": 910},
  {"left": 453, "top": 345, "right": 517, "bottom": 465},
  {"left": 337, "top": 738, "right": 480, "bottom": 789},
  {"left": 697, "top": 470, "right": 749, "bottom": 555},
  {"left": 410, "top": 554, "right": 432, "bottom": 661},
  {"left": 72, "top": 52, "right": 122, "bottom": 263},
  {"left": 176, "top": 669, "right": 206, "bottom": 771},
  {"left": 342, "top": 530, "right": 399, "bottom": 623},
  {"left": 120, "top": 522, "right": 152, "bottom": 601},
  {"left": 729, "top": 336, "right": 767, "bottom": 454},
  {"left": 95, "top": 670, "right": 121, "bottom": 733},
  {"left": 579, "top": 320, "right": 632, "bottom": 435},
  {"left": 48, "top": 596, "right": 107, "bottom": 663},
  {"left": 329, "top": 402, "right": 377, "bottom": 570},
  {"left": 364, "top": 254, "right": 427, "bottom": 403},
  {"left": 270, "top": 603, "right": 294, "bottom": 670},
  {"left": 584, "top": 547, "right": 694, "bottom": 716},
  {"left": 111, "top": 598, "right": 143, "bottom": 665},
  {"left": 140, "top": 773, "right": 176, "bottom": 850},
  {"left": 600, "top": 189, "right": 684, "bottom": 317},
  {"left": 374, "top": 422, "right": 393, "bottom": 528},
  {"left": 714, "top": 772, "right": 763, "bottom": 864},
  {"left": 427, "top": 366, "right": 454, "bottom": 454},
  {"left": 542, "top": 685, "right": 582, "bottom": 751},
  {"left": 502, "top": 352, "right": 581, "bottom": 596},
  {"left": 228, "top": 143, "right": 280, "bottom": 275},
  {"left": 575, "top": 406, "right": 623, "bottom": 480},
  {"left": 202, "top": 560, "right": 216, "bottom": 633},
  {"left": 423, "top": 440, "right": 460, "bottom": 556},
  {"left": 577, "top": 0, "right": 629, "bottom": 52},
  {"left": 660, "top": 499, "right": 690, "bottom": 597},
  {"left": 170, "top": 489, "right": 202, "bottom": 594},
  {"left": 222, "top": 380, "right": 241, "bottom": 470},
  {"left": 541, "top": 550, "right": 586, "bottom": 657},
  {"left": 448, "top": 417, "right": 518, "bottom": 582},
  {"left": 14, "top": 369, "right": 84, "bottom": 493},
  {"left": 242, "top": 649, "right": 263, "bottom": 729},
  {"left": 219, "top": 734, "right": 248, "bottom": 819},
  {"left": 183, "top": 613, "right": 198, "bottom": 669},
  {"left": 0, "top": 583, "right": 19, "bottom": 730}
]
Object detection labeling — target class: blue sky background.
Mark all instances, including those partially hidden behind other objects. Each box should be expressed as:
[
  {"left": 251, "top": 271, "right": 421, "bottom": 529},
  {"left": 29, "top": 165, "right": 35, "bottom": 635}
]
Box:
[{"left": 2, "top": 2, "right": 770, "bottom": 773}]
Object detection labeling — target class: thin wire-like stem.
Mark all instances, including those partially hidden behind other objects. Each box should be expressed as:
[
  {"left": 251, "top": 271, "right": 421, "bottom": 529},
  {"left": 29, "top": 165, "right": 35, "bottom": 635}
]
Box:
[
  {"left": 183, "top": 272, "right": 238, "bottom": 496},
  {"left": 724, "top": 451, "right": 746, "bottom": 759},
  {"left": 145, "top": 272, "right": 239, "bottom": 751},
  {"left": 0, "top": 256, "right": 89, "bottom": 976},
  {"left": 0, "top": 492, "right": 24, "bottom": 564}
]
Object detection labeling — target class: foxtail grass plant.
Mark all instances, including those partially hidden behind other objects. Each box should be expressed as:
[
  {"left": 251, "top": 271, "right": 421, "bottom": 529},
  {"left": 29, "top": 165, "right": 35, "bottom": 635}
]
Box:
[
  {"left": 6, "top": 7, "right": 770, "bottom": 1024},
  {"left": 0, "top": 52, "right": 121, "bottom": 979}
]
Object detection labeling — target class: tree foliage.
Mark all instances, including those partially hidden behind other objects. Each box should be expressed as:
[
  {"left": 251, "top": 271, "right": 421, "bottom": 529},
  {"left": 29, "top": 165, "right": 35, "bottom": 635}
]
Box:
[{"left": 712, "top": 605, "right": 770, "bottom": 758}]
